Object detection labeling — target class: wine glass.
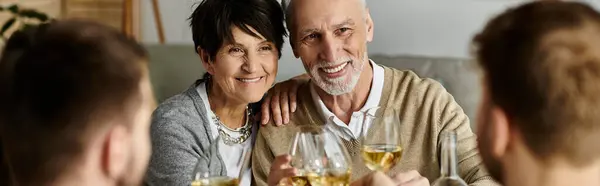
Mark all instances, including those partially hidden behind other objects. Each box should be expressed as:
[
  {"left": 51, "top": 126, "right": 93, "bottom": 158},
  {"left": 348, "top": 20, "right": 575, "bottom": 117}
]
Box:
[
  {"left": 320, "top": 128, "right": 352, "bottom": 186},
  {"left": 289, "top": 127, "right": 325, "bottom": 186},
  {"left": 191, "top": 136, "right": 250, "bottom": 186},
  {"left": 289, "top": 127, "right": 352, "bottom": 186},
  {"left": 360, "top": 107, "right": 403, "bottom": 172}
]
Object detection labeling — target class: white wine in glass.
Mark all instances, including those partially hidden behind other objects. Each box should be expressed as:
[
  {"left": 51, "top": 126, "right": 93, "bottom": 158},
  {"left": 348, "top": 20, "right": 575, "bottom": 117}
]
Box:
[
  {"left": 191, "top": 177, "right": 239, "bottom": 186},
  {"left": 190, "top": 136, "right": 251, "bottom": 186},
  {"left": 290, "top": 169, "right": 324, "bottom": 186},
  {"left": 361, "top": 107, "right": 402, "bottom": 172},
  {"left": 289, "top": 127, "right": 352, "bottom": 186},
  {"left": 361, "top": 144, "right": 403, "bottom": 171},
  {"left": 320, "top": 127, "right": 352, "bottom": 186},
  {"left": 323, "top": 168, "right": 351, "bottom": 186},
  {"left": 289, "top": 127, "right": 326, "bottom": 186}
]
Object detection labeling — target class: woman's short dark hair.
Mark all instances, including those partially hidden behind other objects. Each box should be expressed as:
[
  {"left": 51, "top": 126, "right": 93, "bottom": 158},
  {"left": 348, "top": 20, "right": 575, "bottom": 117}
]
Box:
[{"left": 189, "top": 0, "right": 287, "bottom": 59}]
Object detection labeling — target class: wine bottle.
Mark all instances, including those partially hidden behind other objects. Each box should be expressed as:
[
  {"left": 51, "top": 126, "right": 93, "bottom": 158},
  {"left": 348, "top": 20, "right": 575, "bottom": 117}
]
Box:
[{"left": 432, "top": 131, "right": 468, "bottom": 186}]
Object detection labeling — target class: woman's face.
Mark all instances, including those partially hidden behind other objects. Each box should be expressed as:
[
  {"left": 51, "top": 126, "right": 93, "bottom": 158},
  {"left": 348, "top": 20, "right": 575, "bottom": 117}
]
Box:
[{"left": 203, "top": 25, "right": 278, "bottom": 104}]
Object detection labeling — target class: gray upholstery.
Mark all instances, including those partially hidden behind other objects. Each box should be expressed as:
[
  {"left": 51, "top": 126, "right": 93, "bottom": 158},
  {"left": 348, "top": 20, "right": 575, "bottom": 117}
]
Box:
[
  {"left": 146, "top": 45, "right": 481, "bottom": 129},
  {"left": 147, "top": 45, "right": 204, "bottom": 101},
  {"left": 371, "top": 55, "right": 481, "bottom": 129}
]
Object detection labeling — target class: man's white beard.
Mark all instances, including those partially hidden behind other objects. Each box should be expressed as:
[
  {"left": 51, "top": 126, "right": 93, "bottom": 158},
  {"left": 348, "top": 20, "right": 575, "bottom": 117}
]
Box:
[{"left": 308, "top": 54, "right": 367, "bottom": 96}]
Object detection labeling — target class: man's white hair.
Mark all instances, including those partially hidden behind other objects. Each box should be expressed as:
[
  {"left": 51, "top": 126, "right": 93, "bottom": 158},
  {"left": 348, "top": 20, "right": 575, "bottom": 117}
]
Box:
[
  {"left": 281, "top": 0, "right": 367, "bottom": 33},
  {"left": 281, "top": 0, "right": 366, "bottom": 10}
]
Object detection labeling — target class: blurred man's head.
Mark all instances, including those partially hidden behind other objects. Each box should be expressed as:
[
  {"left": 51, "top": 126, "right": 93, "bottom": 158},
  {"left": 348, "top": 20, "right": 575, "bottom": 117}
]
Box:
[
  {"left": 0, "top": 20, "right": 155, "bottom": 186},
  {"left": 473, "top": 1, "right": 600, "bottom": 184},
  {"left": 282, "top": 0, "right": 374, "bottom": 95}
]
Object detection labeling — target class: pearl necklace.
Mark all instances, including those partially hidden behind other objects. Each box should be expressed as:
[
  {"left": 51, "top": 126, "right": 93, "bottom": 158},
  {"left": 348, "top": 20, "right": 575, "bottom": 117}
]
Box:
[{"left": 211, "top": 106, "right": 252, "bottom": 145}]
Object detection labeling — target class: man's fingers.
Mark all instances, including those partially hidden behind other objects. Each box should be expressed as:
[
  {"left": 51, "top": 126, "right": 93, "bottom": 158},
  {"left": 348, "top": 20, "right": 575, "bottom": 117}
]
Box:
[
  {"left": 270, "top": 88, "right": 282, "bottom": 126},
  {"left": 278, "top": 167, "right": 296, "bottom": 178},
  {"left": 393, "top": 170, "right": 424, "bottom": 184},
  {"left": 271, "top": 168, "right": 296, "bottom": 186},
  {"left": 398, "top": 176, "right": 429, "bottom": 186},
  {"left": 261, "top": 97, "right": 271, "bottom": 125},
  {"left": 271, "top": 155, "right": 292, "bottom": 169},
  {"left": 264, "top": 78, "right": 303, "bottom": 126},
  {"left": 289, "top": 82, "right": 299, "bottom": 113},
  {"left": 350, "top": 171, "right": 395, "bottom": 186},
  {"left": 268, "top": 155, "right": 295, "bottom": 186},
  {"left": 280, "top": 91, "right": 290, "bottom": 125}
]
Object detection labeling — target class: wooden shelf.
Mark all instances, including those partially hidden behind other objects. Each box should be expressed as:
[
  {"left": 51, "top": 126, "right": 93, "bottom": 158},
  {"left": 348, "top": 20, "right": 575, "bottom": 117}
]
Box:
[
  {"left": 62, "top": 0, "right": 123, "bottom": 29},
  {"left": 0, "top": 0, "right": 145, "bottom": 41}
]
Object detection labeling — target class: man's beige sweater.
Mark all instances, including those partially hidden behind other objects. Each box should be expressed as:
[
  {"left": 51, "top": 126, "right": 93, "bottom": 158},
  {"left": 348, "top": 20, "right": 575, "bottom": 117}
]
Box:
[{"left": 252, "top": 66, "right": 498, "bottom": 186}]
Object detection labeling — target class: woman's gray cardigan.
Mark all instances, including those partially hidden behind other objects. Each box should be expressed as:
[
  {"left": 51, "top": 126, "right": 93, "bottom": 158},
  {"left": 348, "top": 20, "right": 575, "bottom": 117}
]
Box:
[{"left": 144, "top": 79, "right": 260, "bottom": 186}]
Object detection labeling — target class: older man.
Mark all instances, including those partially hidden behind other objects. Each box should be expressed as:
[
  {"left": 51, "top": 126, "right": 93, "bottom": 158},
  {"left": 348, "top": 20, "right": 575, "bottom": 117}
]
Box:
[{"left": 252, "top": 0, "right": 497, "bottom": 185}]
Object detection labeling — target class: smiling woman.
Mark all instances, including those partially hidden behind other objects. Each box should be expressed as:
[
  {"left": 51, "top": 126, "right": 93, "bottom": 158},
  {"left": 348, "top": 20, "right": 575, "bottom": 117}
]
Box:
[
  {"left": 143, "top": 0, "right": 287, "bottom": 185},
  {"left": 200, "top": 25, "right": 279, "bottom": 108}
]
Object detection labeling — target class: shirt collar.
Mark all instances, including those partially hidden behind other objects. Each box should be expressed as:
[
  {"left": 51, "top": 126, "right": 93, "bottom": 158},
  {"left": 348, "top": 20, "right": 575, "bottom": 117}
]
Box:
[{"left": 310, "top": 59, "right": 385, "bottom": 125}]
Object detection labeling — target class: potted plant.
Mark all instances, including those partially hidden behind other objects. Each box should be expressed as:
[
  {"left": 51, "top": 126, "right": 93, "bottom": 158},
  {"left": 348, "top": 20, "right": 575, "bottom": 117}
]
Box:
[{"left": 0, "top": 4, "right": 52, "bottom": 41}]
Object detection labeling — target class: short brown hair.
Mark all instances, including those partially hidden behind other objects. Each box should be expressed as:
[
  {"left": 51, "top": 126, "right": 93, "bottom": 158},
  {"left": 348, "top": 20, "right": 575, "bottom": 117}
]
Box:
[
  {"left": 473, "top": 1, "right": 600, "bottom": 166},
  {"left": 0, "top": 20, "right": 148, "bottom": 185}
]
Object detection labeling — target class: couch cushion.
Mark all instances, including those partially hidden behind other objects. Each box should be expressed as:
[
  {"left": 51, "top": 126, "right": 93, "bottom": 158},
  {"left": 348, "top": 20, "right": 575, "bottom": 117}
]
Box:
[{"left": 371, "top": 55, "right": 481, "bottom": 129}]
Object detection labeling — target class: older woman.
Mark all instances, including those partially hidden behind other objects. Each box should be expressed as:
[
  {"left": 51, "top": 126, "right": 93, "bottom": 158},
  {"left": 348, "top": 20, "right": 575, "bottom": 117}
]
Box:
[{"left": 144, "top": 0, "right": 287, "bottom": 185}]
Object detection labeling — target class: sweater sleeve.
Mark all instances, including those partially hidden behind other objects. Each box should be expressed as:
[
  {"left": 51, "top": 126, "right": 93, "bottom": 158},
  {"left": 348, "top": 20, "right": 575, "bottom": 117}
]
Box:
[
  {"left": 252, "top": 128, "right": 274, "bottom": 186},
  {"left": 432, "top": 82, "right": 500, "bottom": 186},
  {"left": 144, "top": 102, "right": 203, "bottom": 186}
]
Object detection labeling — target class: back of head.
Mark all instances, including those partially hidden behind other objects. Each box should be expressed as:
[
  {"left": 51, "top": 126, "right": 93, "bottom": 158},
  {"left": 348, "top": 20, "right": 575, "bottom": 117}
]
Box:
[
  {"left": 0, "top": 20, "right": 148, "bottom": 185},
  {"left": 473, "top": 1, "right": 600, "bottom": 166}
]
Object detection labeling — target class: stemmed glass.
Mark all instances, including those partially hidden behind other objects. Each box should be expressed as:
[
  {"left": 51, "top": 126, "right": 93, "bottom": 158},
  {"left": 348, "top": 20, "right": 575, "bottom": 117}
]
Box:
[
  {"left": 360, "top": 107, "right": 403, "bottom": 172},
  {"left": 289, "top": 127, "right": 352, "bottom": 186},
  {"left": 191, "top": 136, "right": 251, "bottom": 186}
]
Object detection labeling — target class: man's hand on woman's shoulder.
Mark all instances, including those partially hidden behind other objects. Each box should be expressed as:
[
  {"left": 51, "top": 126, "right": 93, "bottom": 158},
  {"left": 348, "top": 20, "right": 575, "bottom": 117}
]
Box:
[{"left": 261, "top": 73, "right": 310, "bottom": 126}]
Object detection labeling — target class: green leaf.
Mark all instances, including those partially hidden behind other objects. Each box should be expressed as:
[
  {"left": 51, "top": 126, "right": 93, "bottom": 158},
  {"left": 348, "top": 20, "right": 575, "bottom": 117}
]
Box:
[
  {"left": 7, "top": 5, "right": 18, "bottom": 14},
  {"left": 21, "top": 23, "right": 36, "bottom": 31},
  {"left": 0, "top": 17, "right": 16, "bottom": 37},
  {"left": 19, "top": 10, "right": 49, "bottom": 21}
]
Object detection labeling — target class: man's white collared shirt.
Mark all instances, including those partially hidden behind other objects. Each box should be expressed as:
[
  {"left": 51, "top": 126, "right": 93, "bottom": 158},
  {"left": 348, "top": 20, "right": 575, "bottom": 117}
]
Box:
[{"left": 309, "top": 60, "right": 385, "bottom": 141}]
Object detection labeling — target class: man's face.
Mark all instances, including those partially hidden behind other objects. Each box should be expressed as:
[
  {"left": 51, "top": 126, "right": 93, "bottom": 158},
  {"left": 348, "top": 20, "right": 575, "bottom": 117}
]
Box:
[
  {"left": 118, "top": 75, "right": 155, "bottom": 186},
  {"left": 290, "top": 0, "right": 373, "bottom": 95},
  {"left": 476, "top": 82, "right": 505, "bottom": 184}
]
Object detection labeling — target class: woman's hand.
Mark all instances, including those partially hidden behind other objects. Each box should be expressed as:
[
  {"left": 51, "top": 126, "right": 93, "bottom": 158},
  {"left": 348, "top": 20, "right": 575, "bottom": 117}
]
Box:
[
  {"left": 261, "top": 73, "right": 310, "bottom": 126},
  {"left": 268, "top": 155, "right": 296, "bottom": 186}
]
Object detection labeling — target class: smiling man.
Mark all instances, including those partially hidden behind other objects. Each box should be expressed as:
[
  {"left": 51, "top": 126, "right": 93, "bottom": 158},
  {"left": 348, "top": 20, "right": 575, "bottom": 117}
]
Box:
[{"left": 252, "top": 0, "right": 498, "bottom": 186}]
